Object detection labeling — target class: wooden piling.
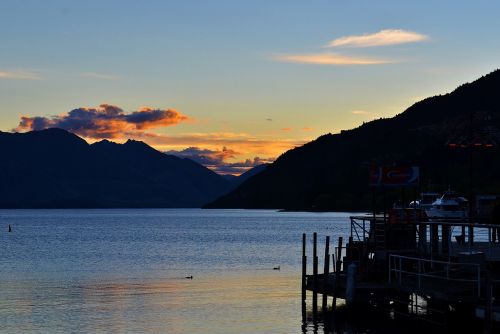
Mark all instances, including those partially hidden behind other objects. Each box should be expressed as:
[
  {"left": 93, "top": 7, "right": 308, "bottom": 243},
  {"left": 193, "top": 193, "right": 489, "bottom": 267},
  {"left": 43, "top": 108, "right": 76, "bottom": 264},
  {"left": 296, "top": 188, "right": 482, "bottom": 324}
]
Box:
[
  {"left": 442, "top": 224, "right": 450, "bottom": 255},
  {"left": 332, "top": 236, "right": 343, "bottom": 311},
  {"left": 484, "top": 270, "right": 493, "bottom": 334},
  {"left": 348, "top": 236, "right": 354, "bottom": 262},
  {"left": 332, "top": 253, "right": 336, "bottom": 272},
  {"left": 431, "top": 224, "right": 439, "bottom": 256},
  {"left": 418, "top": 224, "right": 427, "bottom": 254},
  {"left": 302, "top": 233, "right": 307, "bottom": 306},
  {"left": 312, "top": 232, "right": 318, "bottom": 316},
  {"left": 322, "top": 236, "right": 330, "bottom": 312}
]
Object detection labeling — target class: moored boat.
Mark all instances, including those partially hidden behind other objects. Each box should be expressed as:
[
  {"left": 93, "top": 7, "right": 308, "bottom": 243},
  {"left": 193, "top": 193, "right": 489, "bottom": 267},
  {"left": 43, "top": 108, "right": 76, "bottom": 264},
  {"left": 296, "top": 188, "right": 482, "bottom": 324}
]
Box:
[{"left": 425, "top": 190, "right": 468, "bottom": 220}]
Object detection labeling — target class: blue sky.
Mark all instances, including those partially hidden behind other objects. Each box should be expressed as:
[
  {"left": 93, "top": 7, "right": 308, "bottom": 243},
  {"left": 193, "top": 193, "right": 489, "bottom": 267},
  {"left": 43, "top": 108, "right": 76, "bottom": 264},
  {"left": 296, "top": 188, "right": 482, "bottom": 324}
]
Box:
[{"left": 1, "top": 1, "right": 500, "bottom": 172}]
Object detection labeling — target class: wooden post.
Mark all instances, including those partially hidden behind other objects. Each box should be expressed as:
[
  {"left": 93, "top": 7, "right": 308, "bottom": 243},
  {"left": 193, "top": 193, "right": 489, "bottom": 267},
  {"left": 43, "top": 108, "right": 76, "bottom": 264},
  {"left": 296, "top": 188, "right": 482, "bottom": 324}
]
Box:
[
  {"left": 442, "top": 224, "right": 450, "bottom": 255},
  {"left": 372, "top": 188, "right": 376, "bottom": 243},
  {"left": 418, "top": 224, "right": 427, "bottom": 254},
  {"left": 332, "top": 253, "right": 336, "bottom": 273},
  {"left": 312, "top": 232, "right": 318, "bottom": 316},
  {"left": 322, "top": 236, "right": 330, "bottom": 312},
  {"left": 332, "top": 236, "right": 343, "bottom": 311},
  {"left": 302, "top": 233, "right": 307, "bottom": 307},
  {"left": 484, "top": 270, "right": 493, "bottom": 334},
  {"left": 348, "top": 236, "right": 354, "bottom": 262},
  {"left": 383, "top": 189, "right": 387, "bottom": 223},
  {"left": 431, "top": 224, "right": 439, "bottom": 257}
]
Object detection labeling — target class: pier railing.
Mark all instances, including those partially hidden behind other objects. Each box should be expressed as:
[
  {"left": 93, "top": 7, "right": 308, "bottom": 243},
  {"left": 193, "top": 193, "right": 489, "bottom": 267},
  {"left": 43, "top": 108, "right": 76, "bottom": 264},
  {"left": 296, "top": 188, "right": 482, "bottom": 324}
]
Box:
[
  {"left": 350, "top": 216, "right": 372, "bottom": 242},
  {"left": 350, "top": 215, "right": 500, "bottom": 260},
  {"left": 389, "top": 254, "right": 482, "bottom": 298},
  {"left": 415, "top": 220, "right": 500, "bottom": 260}
]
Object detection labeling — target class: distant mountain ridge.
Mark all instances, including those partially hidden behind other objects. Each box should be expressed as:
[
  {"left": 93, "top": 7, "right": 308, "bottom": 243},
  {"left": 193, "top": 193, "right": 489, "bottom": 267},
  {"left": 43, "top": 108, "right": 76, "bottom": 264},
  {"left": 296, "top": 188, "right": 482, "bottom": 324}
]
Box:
[
  {"left": 226, "top": 164, "right": 268, "bottom": 187},
  {"left": 0, "top": 129, "right": 232, "bottom": 208},
  {"left": 207, "top": 69, "right": 500, "bottom": 210}
]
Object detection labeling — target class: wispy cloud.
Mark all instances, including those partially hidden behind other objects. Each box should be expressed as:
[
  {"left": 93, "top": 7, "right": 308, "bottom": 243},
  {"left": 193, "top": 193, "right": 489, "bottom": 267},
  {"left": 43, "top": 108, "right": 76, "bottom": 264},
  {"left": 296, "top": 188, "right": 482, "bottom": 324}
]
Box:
[
  {"left": 135, "top": 131, "right": 304, "bottom": 156},
  {"left": 80, "top": 72, "right": 120, "bottom": 80},
  {"left": 351, "top": 110, "right": 379, "bottom": 117},
  {"left": 0, "top": 70, "right": 41, "bottom": 80},
  {"left": 274, "top": 53, "right": 392, "bottom": 65},
  {"left": 327, "top": 29, "right": 428, "bottom": 48}
]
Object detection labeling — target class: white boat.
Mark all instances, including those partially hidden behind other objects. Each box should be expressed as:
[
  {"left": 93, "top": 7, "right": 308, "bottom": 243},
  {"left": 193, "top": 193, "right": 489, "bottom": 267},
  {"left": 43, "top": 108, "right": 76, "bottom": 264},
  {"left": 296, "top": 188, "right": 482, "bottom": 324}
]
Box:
[
  {"left": 425, "top": 190, "right": 468, "bottom": 220},
  {"left": 409, "top": 192, "right": 440, "bottom": 210}
]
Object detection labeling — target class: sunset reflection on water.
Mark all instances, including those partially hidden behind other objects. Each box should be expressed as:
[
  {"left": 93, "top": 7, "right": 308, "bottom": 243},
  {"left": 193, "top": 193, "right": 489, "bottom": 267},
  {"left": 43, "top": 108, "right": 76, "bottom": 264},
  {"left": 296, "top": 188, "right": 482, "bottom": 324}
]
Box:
[
  {"left": 0, "top": 209, "right": 353, "bottom": 333},
  {"left": 1, "top": 272, "right": 303, "bottom": 333}
]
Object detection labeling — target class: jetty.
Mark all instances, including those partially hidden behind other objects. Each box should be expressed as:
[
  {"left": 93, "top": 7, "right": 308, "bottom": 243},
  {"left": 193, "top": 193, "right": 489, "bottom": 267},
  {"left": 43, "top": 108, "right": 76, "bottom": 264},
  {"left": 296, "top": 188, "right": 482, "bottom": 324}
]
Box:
[
  {"left": 301, "top": 168, "right": 500, "bottom": 332},
  {"left": 302, "top": 215, "right": 500, "bottom": 331}
]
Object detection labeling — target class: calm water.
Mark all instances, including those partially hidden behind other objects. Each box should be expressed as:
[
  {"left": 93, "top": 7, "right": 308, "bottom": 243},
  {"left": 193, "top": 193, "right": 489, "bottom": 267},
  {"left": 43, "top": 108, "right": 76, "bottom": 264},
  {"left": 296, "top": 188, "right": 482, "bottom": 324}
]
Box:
[{"left": 0, "top": 209, "right": 353, "bottom": 333}]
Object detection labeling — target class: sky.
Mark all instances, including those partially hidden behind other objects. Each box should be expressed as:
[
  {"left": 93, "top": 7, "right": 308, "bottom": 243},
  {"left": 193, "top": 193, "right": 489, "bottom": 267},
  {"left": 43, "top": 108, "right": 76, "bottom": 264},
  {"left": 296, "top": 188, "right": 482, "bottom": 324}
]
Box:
[{"left": 1, "top": 1, "right": 500, "bottom": 174}]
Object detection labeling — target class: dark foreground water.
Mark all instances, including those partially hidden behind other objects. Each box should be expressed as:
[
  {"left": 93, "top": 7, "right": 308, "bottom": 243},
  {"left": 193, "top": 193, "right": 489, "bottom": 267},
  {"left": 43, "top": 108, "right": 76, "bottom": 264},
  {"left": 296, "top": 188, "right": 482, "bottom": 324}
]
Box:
[{"left": 0, "top": 209, "right": 356, "bottom": 333}]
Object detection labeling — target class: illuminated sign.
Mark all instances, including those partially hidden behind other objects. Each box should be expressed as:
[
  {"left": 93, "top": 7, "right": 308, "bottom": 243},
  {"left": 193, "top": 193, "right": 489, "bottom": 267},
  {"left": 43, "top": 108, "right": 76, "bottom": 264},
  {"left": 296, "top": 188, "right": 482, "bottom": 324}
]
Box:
[{"left": 369, "top": 166, "right": 419, "bottom": 187}]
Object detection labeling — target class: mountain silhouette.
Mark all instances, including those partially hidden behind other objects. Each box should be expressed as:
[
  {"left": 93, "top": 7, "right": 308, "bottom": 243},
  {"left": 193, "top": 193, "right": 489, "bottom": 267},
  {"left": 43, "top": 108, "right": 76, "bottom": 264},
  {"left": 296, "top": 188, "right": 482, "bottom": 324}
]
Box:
[
  {"left": 223, "top": 164, "right": 268, "bottom": 188},
  {"left": 206, "top": 69, "right": 500, "bottom": 211},
  {"left": 0, "top": 128, "right": 232, "bottom": 208}
]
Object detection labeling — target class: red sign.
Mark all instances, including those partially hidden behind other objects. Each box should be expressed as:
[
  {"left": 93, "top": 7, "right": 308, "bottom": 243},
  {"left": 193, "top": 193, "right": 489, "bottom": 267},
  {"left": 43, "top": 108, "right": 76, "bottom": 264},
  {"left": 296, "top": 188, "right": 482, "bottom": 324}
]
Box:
[{"left": 370, "top": 166, "right": 419, "bottom": 187}]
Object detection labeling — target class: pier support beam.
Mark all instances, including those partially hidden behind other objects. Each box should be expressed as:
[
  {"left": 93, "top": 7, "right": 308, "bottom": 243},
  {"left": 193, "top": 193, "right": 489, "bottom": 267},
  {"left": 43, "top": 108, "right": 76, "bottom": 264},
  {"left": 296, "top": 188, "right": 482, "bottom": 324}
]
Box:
[
  {"left": 301, "top": 233, "right": 307, "bottom": 308},
  {"left": 484, "top": 270, "right": 493, "bottom": 334},
  {"left": 332, "top": 236, "right": 343, "bottom": 311},
  {"left": 442, "top": 224, "right": 450, "bottom": 255},
  {"left": 313, "top": 232, "right": 318, "bottom": 316},
  {"left": 418, "top": 224, "right": 427, "bottom": 254},
  {"left": 322, "top": 236, "right": 330, "bottom": 312},
  {"left": 431, "top": 224, "right": 439, "bottom": 257}
]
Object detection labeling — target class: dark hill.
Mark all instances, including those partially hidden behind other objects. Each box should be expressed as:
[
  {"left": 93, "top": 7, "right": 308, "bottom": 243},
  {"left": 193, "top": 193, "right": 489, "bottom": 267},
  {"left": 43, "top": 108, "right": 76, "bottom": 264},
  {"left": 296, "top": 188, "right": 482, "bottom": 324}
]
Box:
[
  {"left": 223, "top": 164, "right": 269, "bottom": 189},
  {"left": 0, "top": 129, "right": 232, "bottom": 208},
  {"left": 206, "top": 69, "right": 500, "bottom": 211},
  {"left": 235, "top": 164, "right": 268, "bottom": 185}
]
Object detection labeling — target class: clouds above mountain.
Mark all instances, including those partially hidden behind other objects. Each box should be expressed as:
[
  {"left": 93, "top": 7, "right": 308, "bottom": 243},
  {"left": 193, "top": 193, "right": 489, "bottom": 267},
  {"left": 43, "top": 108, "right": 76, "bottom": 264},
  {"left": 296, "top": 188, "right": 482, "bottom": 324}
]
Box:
[
  {"left": 15, "top": 104, "right": 188, "bottom": 139},
  {"left": 166, "top": 146, "right": 273, "bottom": 175},
  {"left": 13, "top": 105, "right": 304, "bottom": 174}
]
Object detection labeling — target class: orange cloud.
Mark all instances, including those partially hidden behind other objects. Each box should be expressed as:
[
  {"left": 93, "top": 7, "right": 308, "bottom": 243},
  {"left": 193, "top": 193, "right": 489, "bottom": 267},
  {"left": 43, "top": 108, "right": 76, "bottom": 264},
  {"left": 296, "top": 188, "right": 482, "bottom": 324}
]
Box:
[
  {"left": 14, "top": 105, "right": 307, "bottom": 173},
  {"left": 274, "top": 53, "right": 391, "bottom": 65},
  {"left": 281, "top": 127, "right": 293, "bottom": 132},
  {"left": 128, "top": 131, "right": 305, "bottom": 159},
  {"left": 165, "top": 146, "right": 273, "bottom": 175},
  {"left": 15, "top": 104, "right": 188, "bottom": 139}
]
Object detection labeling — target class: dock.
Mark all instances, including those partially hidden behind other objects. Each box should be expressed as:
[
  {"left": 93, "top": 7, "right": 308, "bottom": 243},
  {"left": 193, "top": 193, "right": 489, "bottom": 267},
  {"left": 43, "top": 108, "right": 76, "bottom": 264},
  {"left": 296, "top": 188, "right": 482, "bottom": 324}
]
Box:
[{"left": 301, "top": 214, "right": 500, "bottom": 332}]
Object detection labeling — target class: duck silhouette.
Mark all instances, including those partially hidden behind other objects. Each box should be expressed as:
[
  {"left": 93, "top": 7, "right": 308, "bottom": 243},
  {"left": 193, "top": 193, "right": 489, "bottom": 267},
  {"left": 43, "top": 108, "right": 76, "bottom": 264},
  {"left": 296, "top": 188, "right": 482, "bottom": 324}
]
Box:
[
  {"left": 273, "top": 266, "right": 280, "bottom": 271},
  {"left": 185, "top": 276, "right": 193, "bottom": 279}
]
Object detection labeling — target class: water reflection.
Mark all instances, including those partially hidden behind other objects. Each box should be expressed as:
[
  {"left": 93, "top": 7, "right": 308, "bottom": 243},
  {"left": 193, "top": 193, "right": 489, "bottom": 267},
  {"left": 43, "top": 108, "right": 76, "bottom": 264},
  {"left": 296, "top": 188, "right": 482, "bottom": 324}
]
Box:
[
  {"left": 0, "top": 272, "right": 303, "bottom": 334},
  {"left": 301, "top": 303, "right": 485, "bottom": 334}
]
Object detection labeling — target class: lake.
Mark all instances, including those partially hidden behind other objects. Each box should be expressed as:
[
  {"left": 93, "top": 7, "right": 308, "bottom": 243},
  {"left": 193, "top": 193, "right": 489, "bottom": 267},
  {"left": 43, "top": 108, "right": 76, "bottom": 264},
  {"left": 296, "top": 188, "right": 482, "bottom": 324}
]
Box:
[{"left": 0, "top": 209, "right": 354, "bottom": 333}]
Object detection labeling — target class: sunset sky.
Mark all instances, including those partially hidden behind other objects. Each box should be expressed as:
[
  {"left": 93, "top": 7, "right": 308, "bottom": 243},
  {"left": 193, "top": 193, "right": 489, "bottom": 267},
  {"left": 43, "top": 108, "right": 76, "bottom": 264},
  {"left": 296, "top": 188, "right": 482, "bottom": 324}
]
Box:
[{"left": 1, "top": 1, "right": 500, "bottom": 174}]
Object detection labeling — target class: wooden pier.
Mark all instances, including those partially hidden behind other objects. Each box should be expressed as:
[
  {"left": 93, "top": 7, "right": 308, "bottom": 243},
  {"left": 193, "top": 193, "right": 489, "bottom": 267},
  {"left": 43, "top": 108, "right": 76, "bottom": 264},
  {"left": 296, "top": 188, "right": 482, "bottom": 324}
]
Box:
[{"left": 301, "top": 214, "right": 500, "bottom": 332}]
